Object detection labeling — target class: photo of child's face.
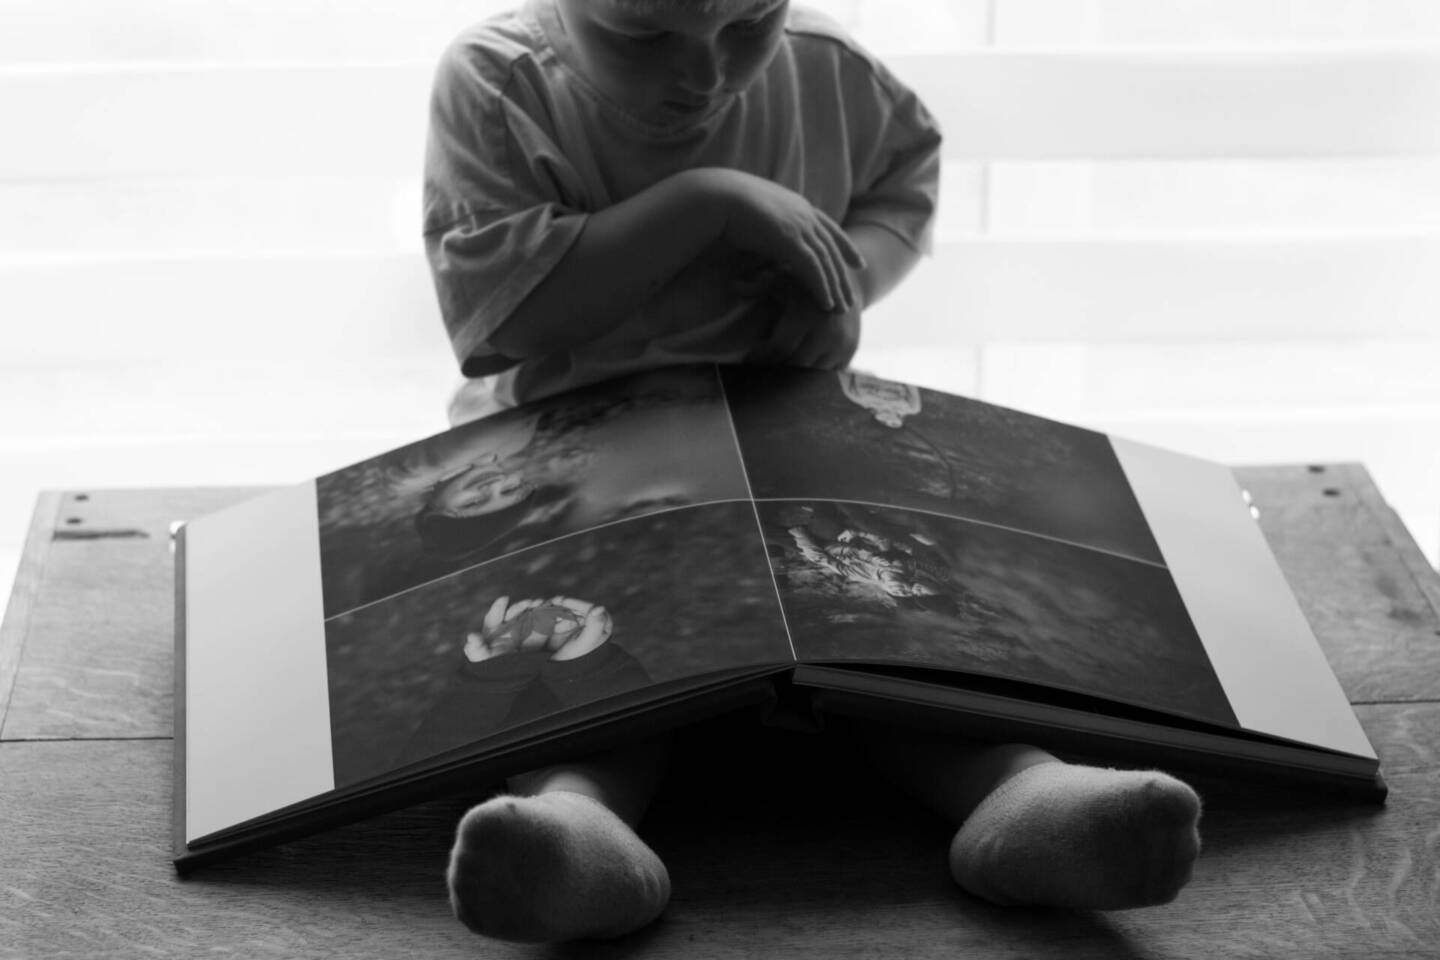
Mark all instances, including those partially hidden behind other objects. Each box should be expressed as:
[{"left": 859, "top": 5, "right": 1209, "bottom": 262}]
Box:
[
  {"left": 316, "top": 367, "right": 751, "bottom": 618},
  {"left": 554, "top": 0, "right": 789, "bottom": 125},
  {"left": 429, "top": 461, "right": 535, "bottom": 518}
]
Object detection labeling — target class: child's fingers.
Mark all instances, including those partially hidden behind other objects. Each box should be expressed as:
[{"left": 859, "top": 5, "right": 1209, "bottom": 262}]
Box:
[
  {"left": 790, "top": 241, "right": 836, "bottom": 312},
  {"left": 463, "top": 631, "right": 494, "bottom": 663},
  {"left": 789, "top": 238, "right": 835, "bottom": 313},
  {"left": 825, "top": 216, "right": 865, "bottom": 270},
  {"left": 804, "top": 232, "right": 844, "bottom": 312},
  {"left": 582, "top": 606, "right": 613, "bottom": 645},
  {"left": 812, "top": 226, "right": 856, "bottom": 311},
  {"left": 804, "top": 229, "right": 843, "bottom": 312},
  {"left": 809, "top": 224, "right": 856, "bottom": 313},
  {"left": 551, "top": 606, "right": 612, "bottom": 661},
  {"left": 816, "top": 212, "right": 863, "bottom": 302},
  {"left": 556, "top": 596, "right": 592, "bottom": 616},
  {"left": 787, "top": 303, "right": 860, "bottom": 371},
  {"left": 504, "top": 598, "right": 538, "bottom": 621},
  {"left": 762, "top": 287, "right": 819, "bottom": 362},
  {"left": 482, "top": 596, "right": 509, "bottom": 633}
]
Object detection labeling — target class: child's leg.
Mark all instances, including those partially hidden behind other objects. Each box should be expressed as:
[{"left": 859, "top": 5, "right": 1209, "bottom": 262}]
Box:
[
  {"left": 851, "top": 726, "right": 1201, "bottom": 910},
  {"left": 447, "top": 737, "right": 672, "bottom": 942}
]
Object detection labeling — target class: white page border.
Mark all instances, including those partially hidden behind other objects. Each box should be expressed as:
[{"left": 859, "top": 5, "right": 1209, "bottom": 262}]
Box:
[
  {"left": 1111, "top": 437, "right": 1375, "bottom": 760},
  {"left": 184, "top": 481, "right": 334, "bottom": 842}
]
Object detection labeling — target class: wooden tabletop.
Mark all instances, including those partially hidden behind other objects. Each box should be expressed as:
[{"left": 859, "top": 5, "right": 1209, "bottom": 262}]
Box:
[{"left": 2, "top": 464, "right": 1438, "bottom": 959}]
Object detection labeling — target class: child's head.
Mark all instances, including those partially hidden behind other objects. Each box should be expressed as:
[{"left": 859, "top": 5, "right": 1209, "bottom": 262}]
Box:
[
  {"left": 426, "top": 460, "right": 535, "bottom": 518},
  {"left": 553, "top": 0, "right": 789, "bottom": 125},
  {"left": 414, "top": 462, "right": 568, "bottom": 559}
]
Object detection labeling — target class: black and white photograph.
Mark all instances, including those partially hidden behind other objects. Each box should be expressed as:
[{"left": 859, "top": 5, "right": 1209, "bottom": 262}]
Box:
[
  {"left": 315, "top": 365, "right": 750, "bottom": 617},
  {"left": 12, "top": 0, "right": 1432, "bottom": 951},
  {"left": 762, "top": 499, "right": 1235, "bottom": 728},
  {"left": 324, "top": 500, "right": 790, "bottom": 789},
  {"left": 723, "top": 366, "right": 1163, "bottom": 564}
]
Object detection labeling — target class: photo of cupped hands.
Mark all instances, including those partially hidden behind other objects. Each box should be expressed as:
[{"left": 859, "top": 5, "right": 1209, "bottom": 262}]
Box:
[{"left": 463, "top": 595, "right": 614, "bottom": 664}]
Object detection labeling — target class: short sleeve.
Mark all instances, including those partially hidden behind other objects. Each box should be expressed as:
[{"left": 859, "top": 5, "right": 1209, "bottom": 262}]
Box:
[
  {"left": 838, "top": 56, "right": 943, "bottom": 255},
  {"left": 423, "top": 32, "right": 590, "bottom": 376}
]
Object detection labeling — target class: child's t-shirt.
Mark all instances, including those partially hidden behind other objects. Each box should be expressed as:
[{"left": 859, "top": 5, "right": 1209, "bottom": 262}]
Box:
[{"left": 425, "top": 0, "right": 942, "bottom": 414}]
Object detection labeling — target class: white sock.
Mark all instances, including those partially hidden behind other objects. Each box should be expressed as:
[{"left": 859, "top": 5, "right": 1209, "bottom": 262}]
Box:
[
  {"left": 447, "top": 791, "right": 671, "bottom": 942},
  {"left": 949, "top": 763, "right": 1202, "bottom": 910}
]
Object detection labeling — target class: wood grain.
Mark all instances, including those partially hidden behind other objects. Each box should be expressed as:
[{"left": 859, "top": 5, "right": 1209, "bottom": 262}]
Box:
[
  {"left": 1239, "top": 464, "right": 1440, "bottom": 704},
  {"left": 1, "top": 705, "right": 1436, "bottom": 960},
  {"left": 1, "top": 468, "right": 1438, "bottom": 958},
  {"left": 0, "top": 490, "right": 60, "bottom": 738},
  {"left": 1, "top": 488, "right": 266, "bottom": 740}
]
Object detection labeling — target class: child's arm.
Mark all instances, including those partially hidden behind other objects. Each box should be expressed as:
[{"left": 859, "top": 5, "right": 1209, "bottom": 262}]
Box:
[
  {"left": 848, "top": 221, "right": 925, "bottom": 310},
  {"left": 763, "top": 222, "right": 923, "bottom": 370},
  {"left": 760, "top": 35, "right": 943, "bottom": 371},
  {"left": 489, "top": 168, "right": 863, "bottom": 363}
]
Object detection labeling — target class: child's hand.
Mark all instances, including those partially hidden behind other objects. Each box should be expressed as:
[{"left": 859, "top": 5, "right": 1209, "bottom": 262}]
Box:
[
  {"left": 546, "top": 597, "right": 614, "bottom": 662},
  {"left": 464, "top": 595, "right": 612, "bottom": 663},
  {"left": 710, "top": 170, "right": 864, "bottom": 315},
  {"left": 761, "top": 277, "right": 863, "bottom": 370}
]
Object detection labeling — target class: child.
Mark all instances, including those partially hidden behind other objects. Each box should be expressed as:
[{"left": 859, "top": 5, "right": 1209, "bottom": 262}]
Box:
[{"left": 424, "top": 0, "right": 1202, "bottom": 943}]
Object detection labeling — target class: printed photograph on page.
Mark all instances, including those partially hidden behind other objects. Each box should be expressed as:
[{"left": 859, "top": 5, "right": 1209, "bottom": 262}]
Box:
[
  {"left": 722, "top": 366, "right": 1162, "bottom": 565},
  {"left": 325, "top": 500, "right": 790, "bottom": 788},
  {"left": 315, "top": 366, "right": 749, "bottom": 618},
  {"left": 762, "top": 499, "right": 1236, "bottom": 727}
]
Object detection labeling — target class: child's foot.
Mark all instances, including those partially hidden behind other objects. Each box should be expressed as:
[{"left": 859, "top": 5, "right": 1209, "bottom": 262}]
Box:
[
  {"left": 948, "top": 763, "right": 1201, "bottom": 910},
  {"left": 447, "top": 790, "right": 671, "bottom": 942}
]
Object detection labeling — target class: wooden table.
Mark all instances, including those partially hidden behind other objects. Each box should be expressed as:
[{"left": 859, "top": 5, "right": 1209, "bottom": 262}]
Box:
[{"left": 3, "top": 465, "right": 1438, "bottom": 959}]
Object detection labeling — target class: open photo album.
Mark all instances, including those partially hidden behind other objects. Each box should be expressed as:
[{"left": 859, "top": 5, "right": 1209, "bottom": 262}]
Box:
[{"left": 173, "top": 364, "right": 1383, "bottom": 870}]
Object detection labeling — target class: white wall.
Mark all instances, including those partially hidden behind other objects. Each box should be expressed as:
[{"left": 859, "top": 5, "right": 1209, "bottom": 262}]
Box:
[{"left": 0, "top": 0, "right": 1436, "bottom": 610}]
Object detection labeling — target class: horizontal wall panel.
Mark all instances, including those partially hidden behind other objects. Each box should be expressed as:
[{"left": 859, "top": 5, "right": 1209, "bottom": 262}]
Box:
[
  {"left": 0, "top": 167, "right": 973, "bottom": 257},
  {"left": 848, "top": 343, "right": 981, "bottom": 398},
  {"left": 0, "top": 0, "right": 912, "bottom": 66},
  {"left": 5, "top": 231, "right": 1436, "bottom": 366},
  {"left": 869, "top": 231, "right": 1440, "bottom": 343},
  {"left": 5, "top": 157, "right": 1430, "bottom": 259},
  {"left": 0, "top": 252, "right": 451, "bottom": 364},
  {"left": 0, "top": 0, "right": 508, "bottom": 65},
  {"left": 11, "top": 0, "right": 1436, "bottom": 65},
  {"left": 0, "top": 361, "right": 450, "bottom": 441},
  {"left": 6, "top": 47, "right": 1439, "bottom": 182},
  {"left": 995, "top": 0, "right": 1440, "bottom": 47},
  {"left": 886, "top": 47, "right": 1440, "bottom": 158},
  {"left": 935, "top": 161, "right": 987, "bottom": 235},
  {"left": 0, "top": 63, "right": 433, "bottom": 179},
  {"left": 978, "top": 340, "right": 1440, "bottom": 412},
  {"left": 0, "top": 177, "right": 421, "bottom": 255},
  {"left": 987, "top": 158, "right": 1440, "bottom": 233}
]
